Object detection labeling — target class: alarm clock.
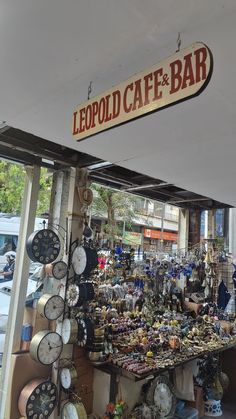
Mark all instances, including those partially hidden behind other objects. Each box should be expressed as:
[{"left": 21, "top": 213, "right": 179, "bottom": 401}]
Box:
[
  {"left": 37, "top": 294, "right": 65, "bottom": 320},
  {"left": 146, "top": 375, "right": 176, "bottom": 418},
  {"left": 61, "top": 400, "right": 87, "bottom": 419},
  {"left": 18, "top": 378, "right": 58, "bottom": 418},
  {"left": 61, "top": 318, "right": 79, "bottom": 344},
  {"left": 26, "top": 228, "right": 61, "bottom": 264},
  {"left": 30, "top": 330, "right": 63, "bottom": 365},
  {"left": 60, "top": 366, "right": 78, "bottom": 389}
]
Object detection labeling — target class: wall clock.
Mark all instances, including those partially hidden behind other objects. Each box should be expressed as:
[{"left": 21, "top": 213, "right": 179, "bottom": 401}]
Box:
[
  {"left": 30, "top": 330, "right": 63, "bottom": 365},
  {"left": 66, "top": 283, "right": 95, "bottom": 307},
  {"left": 77, "top": 318, "right": 94, "bottom": 347},
  {"left": 37, "top": 294, "right": 65, "bottom": 321},
  {"left": 146, "top": 375, "right": 176, "bottom": 418},
  {"left": 72, "top": 246, "right": 98, "bottom": 276},
  {"left": 61, "top": 400, "right": 87, "bottom": 419},
  {"left": 18, "top": 378, "right": 58, "bottom": 419},
  {"left": 52, "top": 260, "right": 68, "bottom": 279},
  {"left": 61, "top": 318, "right": 79, "bottom": 344},
  {"left": 26, "top": 229, "right": 61, "bottom": 264},
  {"left": 60, "top": 366, "right": 78, "bottom": 390}
]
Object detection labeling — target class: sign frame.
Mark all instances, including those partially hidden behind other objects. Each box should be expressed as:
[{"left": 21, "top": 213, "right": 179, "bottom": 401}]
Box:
[{"left": 72, "top": 42, "right": 213, "bottom": 141}]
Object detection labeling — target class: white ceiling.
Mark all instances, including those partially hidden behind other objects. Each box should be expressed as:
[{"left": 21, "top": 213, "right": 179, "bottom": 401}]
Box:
[{"left": 1, "top": 1, "right": 236, "bottom": 205}]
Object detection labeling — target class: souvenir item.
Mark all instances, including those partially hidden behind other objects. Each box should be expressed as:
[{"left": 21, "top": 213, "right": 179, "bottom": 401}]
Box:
[
  {"left": 60, "top": 366, "right": 78, "bottom": 389},
  {"left": 52, "top": 260, "right": 68, "bottom": 280},
  {"left": 61, "top": 318, "right": 79, "bottom": 344},
  {"left": 146, "top": 375, "right": 176, "bottom": 417},
  {"left": 26, "top": 229, "right": 60, "bottom": 264},
  {"left": 72, "top": 245, "right": 98, "bottom": 276},
  {"left": 18, "top": 378, "right": 58, "bottom": 418},
  {"left": 37, "top": 294, "right": 65, "bottom": 320},
  {"left": 66, "top": 282, "right": 94, "bottom": 307},
  {"left": 30, "top": 330, "right": 63, "bottom": 365},
  {"left": 61, "top": 400, "right": 87, "bottom": 419}
]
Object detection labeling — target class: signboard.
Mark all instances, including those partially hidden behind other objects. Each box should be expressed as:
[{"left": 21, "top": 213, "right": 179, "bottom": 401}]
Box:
[
  {"left": 72, "top": 42, "right": 213, "bottom": 141},
  {"left": 144, "top": 228, "right": 177, "bottom": 242},
  {"left": 123, "top": 231, "right": 142, "bottom": 246}
]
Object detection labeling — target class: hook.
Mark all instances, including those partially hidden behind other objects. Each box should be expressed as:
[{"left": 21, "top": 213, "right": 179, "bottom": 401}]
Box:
[{"left": 176, "top": 33, "right": 182, "bottom": 52}]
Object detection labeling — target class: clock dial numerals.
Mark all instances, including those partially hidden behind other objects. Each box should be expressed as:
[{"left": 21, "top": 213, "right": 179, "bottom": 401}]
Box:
[
  {"left": 146, "top": 375, "right": 176, "bottom": 417},
  {"left": 19, "top": 379, "right": 58, "bottom": 418},
  {"left": 61, "top": 318, "right": 78, "bottom": 344},
  {"left": 44, "top": 295, "right": 64, "bottom": 320},
  {"left": 26, "top": 229, "right": 61, "bottom": 264},
  {"left": 72, "top": 246, "right": 87, "bottom": 275}
]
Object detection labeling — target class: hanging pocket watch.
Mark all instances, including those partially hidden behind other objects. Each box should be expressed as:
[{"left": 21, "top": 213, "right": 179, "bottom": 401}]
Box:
[
  {"left": 30, "top": 330, "right": 63, "bottom": 365},
  {"left": 18, "top": 378, "right": 58, "bottom": 419},
  {"left": 61, "top": 400, "right": 87, "bottom": 419},
  {"left": 37, "top": 294, "right": 65, "bottom": 320},
  {"left": 26, "top": 228, "right": 61, "bottom": 264},
  {"left": 60, "top": 365, "right": 78, "bottom": 390},
  {"left": 61, "top": 318, "right": 79, "bottom": 344},
  {"left": 145, "top": 375, "right": 176, "bottom": 418}
]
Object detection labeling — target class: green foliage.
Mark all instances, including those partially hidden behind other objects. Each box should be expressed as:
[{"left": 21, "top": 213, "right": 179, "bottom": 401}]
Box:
[
  {"left": 0, "top": 161, "right": 52, "bottom": 216},
  {"left": 91, "top": 183, "right": 136, "bottom": 242}
]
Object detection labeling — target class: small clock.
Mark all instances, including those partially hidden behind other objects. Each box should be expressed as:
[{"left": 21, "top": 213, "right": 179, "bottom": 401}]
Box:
[
  {"left": 37, "top": 294, "right": 65, "bottom": 321},
  {"left": 18, "top": 378, "right": 58, "bottom": 419},
  {"left": 30, "top": 330, "right": 63, "bottom": 365},
  {"left": 66, "top": 283, "right": 95, "bottom": 307},
  {"left": 26, "top": 228, "right": 61, "bottom": 264},
  {"left": 61, "top": 318, "right": 79, "bottom": 344},
  {"left": 77, "top": 318, "right": 94, "bottom": 347},
  {"left": 72, "top": 246, "right": 98, "bottom": 276},
  {"left": 52, "top": 260, "right": 68, "bottom": 280},
  {"left": 60, "top": 366, "right": 78, "bottom": 390},
  {"left": 146, "top": 375, "right": 176, "bottom": 418},
  {"left": 61, "top": 400, "right": 87, "bottom": 419}
]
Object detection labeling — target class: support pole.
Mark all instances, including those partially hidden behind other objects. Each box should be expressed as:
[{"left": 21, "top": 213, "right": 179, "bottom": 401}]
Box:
[
  {"left": 0, "top": 165, "right": 40, "bottom": 418},
  {"left": 178, "top": 209, "right": 189, "bottom": 254}
]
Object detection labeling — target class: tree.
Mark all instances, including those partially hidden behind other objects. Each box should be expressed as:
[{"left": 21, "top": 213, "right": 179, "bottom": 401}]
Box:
[
  {"left": 0, "top": 161, "right": 52, "bottom": 216},
  {"left": 91, "top": 184, "right": 136, "bottom": 247}
]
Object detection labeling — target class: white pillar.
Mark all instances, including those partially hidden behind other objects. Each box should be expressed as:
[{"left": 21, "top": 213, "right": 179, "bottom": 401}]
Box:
[
  {"left": 177, "top": 209, "right": 189, "bottom": 254},
  {"left": 229, "top": 208, "right": 236, "bottom": 257},
  {"left": 0, "top": 165, "right": 40, "bottom": 418}
]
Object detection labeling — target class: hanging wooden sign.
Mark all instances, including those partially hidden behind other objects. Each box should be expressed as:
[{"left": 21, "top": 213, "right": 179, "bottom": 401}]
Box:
[{"left": 72, "top": 42, "right": 213, "bottom": 141}]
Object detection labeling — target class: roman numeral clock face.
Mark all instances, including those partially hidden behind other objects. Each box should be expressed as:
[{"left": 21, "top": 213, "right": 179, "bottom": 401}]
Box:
[{"left": 26, "top": 229, "right": 61, "bottom": 264}]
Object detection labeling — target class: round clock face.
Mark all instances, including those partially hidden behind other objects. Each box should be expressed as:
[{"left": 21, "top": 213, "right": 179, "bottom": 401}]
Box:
[
  {"left": 154, "top": 383, "right": 173, "bottom": 415},
  {"left": 72, "top": 246, "right": 87, "bottom": 275},
  {"left": 52, "top": 260, "right": 68, "bottom": 280},
  {"left": 30, "top": 331, "right": 63, "bottom": 365},
  {"left": 61, "top": 318, "right": 78, "bottom": 344},
  {"left": 18, "top": 379, "right": 58, "bottom": 419},
  {"left": 26, "top": 229, "right": 61, "bottom": 264},
  {"left": 77, "top": 319, "right": 88, "bottom": 347},
  {"left": 66, "top": 284, "right": 80, "bottom": 307},
  {"left": 62, "top": 402, "right": 78, "bottom": 419},
  {"left": 60, "top": 368, "right": 72, "bottom": 389},
  {"left": 43, "top": 295, "right": 65, "bottom": 321}
]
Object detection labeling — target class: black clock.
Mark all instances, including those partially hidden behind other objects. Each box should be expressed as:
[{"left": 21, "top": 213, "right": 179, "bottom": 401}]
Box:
[{"left": 26, "top": 229, "right": 61, "bottom": 264}]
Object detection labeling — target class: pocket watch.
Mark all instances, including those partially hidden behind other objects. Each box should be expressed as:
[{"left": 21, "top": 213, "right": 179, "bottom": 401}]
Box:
[
  {"left": 37, "top": 294, "right": 65, "bottom": 320},
  {"left": 146, "top": 375, "right": 176, "bottom": 418},
  {"left": 30, "top": 330, "right": 63, "bottom": 365},
  {"left": 61, "top": 318, "right": 79, "bottom": 344},
  {"left": 61, "top": 400, "right": 87, "bottom": 419},
  {"left": 26, "top": 228, "right": 61, "bottom": 264},
  {"left": 18, "top": 378, "right": 58, "bottom": 418},
  {"left": 60, "top": 366, "right": 78, "bottom": 390}
]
